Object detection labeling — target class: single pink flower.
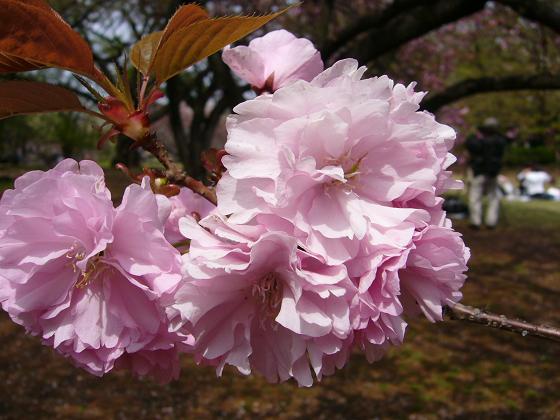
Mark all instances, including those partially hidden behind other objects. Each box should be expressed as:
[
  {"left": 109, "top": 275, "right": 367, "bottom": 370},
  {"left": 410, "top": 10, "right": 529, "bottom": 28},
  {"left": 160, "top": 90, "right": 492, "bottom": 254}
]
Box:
[
  {"left": 167, "top": 214, "right": 355, "bottom": 386},
  {"left": 222, "top": 29, "right": 324, "bottom": 93},
  {"left": 0, "top": 159, "right": 183, "bottom": 382},
  {"left": 400, "top": 223, "right": 470, "bottom": 322}
]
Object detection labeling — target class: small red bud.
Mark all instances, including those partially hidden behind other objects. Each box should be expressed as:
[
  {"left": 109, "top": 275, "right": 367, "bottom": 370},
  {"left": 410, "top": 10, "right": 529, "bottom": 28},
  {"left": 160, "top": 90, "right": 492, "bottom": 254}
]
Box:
[{"left": 98, "top": 97, "right": 151, "bottom": 144}]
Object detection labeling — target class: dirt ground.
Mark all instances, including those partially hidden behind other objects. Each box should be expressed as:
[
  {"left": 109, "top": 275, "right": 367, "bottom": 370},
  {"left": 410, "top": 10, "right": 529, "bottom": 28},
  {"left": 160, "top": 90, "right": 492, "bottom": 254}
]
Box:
[{"left": 0, "top": 179, "right": 559, "bottom": 419}]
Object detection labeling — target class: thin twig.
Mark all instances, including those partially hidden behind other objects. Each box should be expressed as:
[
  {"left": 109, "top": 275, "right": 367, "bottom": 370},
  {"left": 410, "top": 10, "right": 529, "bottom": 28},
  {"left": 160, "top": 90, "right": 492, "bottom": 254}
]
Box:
[
  {"left": 445, "top": 302, "right": 560, "bottom": 343},
  {"left": 142, "top": 134, "right": 217, "bottom": 205}
]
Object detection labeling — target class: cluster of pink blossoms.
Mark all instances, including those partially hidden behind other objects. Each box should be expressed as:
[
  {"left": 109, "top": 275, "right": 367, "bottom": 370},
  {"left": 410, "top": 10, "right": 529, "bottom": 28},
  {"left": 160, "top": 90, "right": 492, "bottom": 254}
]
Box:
[
  {"left": 0, "top": 160, "right": 188, "bottom": 382},
  {"left": 0, "top": 30, "right": 469, "bottom": 386}
]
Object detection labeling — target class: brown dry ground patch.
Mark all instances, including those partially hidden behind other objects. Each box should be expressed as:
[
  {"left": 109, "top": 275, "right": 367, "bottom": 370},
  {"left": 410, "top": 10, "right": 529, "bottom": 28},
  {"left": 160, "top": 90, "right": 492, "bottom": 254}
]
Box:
[{"left": 0, "top": 171, "right": 559, "bottom": 419}]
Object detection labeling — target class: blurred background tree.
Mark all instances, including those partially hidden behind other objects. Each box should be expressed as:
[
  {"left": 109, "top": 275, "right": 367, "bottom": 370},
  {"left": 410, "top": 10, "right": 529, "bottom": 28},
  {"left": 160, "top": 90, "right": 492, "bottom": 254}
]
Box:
[{"left": 2, "top": 0, "right": 560, "bottom": 173}]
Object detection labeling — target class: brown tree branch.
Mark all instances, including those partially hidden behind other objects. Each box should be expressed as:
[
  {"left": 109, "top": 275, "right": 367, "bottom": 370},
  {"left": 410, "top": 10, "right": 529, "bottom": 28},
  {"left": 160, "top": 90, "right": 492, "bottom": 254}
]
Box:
[
  {"left": 322, "top": 0, "right": 439, "bottom": 60},
  {"left": 446, "top": 302, "right": 560, "bottom": 343},
  {"left": 142, "top": 135, "right": 217, "bottom": 205},
  {"left": 422, "top": 73, "right": 560, "bottom": 112},
  {"left": 324, "top": 0, "right": 560, "bottom": 64},
  {"left": 350, "top": 0, "right": 486, "bottom": 65}
]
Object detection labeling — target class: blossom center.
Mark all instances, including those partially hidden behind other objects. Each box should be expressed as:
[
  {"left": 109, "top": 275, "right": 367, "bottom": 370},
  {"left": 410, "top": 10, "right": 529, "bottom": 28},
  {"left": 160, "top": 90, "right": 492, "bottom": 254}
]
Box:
[
  {"left": 323, "top": 152, "right": 367, "bottom": 187},
  {"left": 252, "top": 272, "right": 283, "bottom": 328},
  {"left": 66, "top": 244, "right": 107, "bottom": 289},
  {"left": 75, "top": 255, "right": 107, "bottom": 289}
]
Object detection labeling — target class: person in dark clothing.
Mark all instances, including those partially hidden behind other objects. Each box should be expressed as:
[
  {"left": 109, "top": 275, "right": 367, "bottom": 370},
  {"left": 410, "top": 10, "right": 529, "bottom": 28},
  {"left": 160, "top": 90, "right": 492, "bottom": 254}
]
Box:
[{"left": 465, "top": 118, "right": 508, "bottom": 229}]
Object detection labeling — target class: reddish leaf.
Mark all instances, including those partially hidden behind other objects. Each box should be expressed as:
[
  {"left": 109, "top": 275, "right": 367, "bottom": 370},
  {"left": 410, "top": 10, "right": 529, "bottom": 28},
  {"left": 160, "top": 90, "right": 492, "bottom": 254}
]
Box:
[
  {"left": 161, "top": 4, "right": 209, "bottom": 45},
  {"left": 153, "top": 10, "right": 288, "bottom": 83},
  {"left": 12, "top": 0, "right": 53, "bottom": 12},
  {"left": 0, "top": 81, "right": 88, "bottom": 119},
  {"left": 0, "top": 54, "right": 45, "bottom": 73},
  {"left": 130, "top": 31, "right": 163, "bottom": 76},
  {"left": 0, "top": 0, "right": 95, "bottom": 76},
  {"left": 130, "top": 4, "right": 208, "bottom": 75}
]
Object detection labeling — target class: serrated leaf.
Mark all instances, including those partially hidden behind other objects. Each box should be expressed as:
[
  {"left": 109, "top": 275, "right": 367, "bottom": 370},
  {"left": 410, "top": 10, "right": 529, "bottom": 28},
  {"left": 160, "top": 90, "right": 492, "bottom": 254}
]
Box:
[
  {"left": 130, "top": 31, "right": 163, "bottom": 76},
  {"left": 161, "top": 4, "right": 209, "bottom": 46},
  {"left": 0, "top": 0, "right": 95, "bottom": 77},
  {"left": 153, "top": 10, "right": 287, "bottom": 83},
  {"left": 130, "top": 4, "right": 209, "bottom": 76},
  {"left": 0, "top": 81, "right": 88, "bottom": 119}
]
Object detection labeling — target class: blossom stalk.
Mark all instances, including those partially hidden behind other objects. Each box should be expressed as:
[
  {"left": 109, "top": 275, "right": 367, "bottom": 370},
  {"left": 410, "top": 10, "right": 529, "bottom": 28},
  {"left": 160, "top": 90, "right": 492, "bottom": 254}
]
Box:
[{"left": 142, "top": 135, "right": 217, "bottom": 205}]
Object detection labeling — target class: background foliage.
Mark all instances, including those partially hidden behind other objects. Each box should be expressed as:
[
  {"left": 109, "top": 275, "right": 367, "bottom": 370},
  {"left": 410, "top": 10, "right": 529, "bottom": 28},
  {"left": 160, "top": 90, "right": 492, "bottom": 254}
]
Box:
[{"left": 2, "top": 0, "right": 560, "bottom": 172}]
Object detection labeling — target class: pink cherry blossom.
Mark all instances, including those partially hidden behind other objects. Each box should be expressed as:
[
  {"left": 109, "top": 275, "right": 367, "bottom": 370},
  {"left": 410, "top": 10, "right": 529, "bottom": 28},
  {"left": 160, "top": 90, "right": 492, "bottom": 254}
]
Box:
[
  {"left": 400, "top": 223, "right": 470, "bottom": 322},
  {"left": 167, "top": 214, "right": 355, "bottom": 386},
  {"left": 343, "top": 226, "right": 414, "bottom": 364},
  {"left": 0, "top": 159, "right": 183, "bottom": 382},
  {"left": 164, "top": 187, "right": 216, "bottom": 246},
  {"left": 313, "top": 223, "right": 468, "bottom": 370},
  {"left": 338, "top": 220, "right": 469, "bottom": 365},
  {"left": 217, "top": 59, "right": 456, "bottom": 263},
  {"left": 0, "top": 54, "right": 471, "bottom": 386},
  {"left": 214, "top": 60, "right": 469, "bottom": 372},
  {"left": 222, "top": 29, "right": 324, "bottom": 93}
]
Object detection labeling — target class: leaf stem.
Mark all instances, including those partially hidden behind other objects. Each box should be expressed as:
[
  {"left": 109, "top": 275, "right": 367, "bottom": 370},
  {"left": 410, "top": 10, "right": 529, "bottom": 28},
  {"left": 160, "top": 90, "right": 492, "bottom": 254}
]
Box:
[{"left": 138, "top": 75, "right": 150, "bottom": 109}]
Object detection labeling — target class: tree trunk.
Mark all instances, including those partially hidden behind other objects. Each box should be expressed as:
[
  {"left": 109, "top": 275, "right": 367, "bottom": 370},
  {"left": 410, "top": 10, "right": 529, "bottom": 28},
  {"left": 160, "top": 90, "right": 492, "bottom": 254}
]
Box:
[{"left": 166, "top": 76, "right": 192, "bottom": 169}]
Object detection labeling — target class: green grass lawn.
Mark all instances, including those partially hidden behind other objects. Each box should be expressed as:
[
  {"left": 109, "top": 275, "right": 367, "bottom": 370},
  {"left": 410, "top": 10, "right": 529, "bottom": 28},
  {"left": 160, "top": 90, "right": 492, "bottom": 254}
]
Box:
[
  {"left": 0, "top": 180, "right": 559, "bottom": 419},
  {"left": 501, "top": 199, "right": 560, "bottom": 227}
]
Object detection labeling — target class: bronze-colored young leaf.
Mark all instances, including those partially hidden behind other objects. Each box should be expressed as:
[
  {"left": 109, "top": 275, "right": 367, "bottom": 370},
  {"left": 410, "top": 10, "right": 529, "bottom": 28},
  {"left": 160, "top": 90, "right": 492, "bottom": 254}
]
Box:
[
  {"left": 160, "top": 4, "right": 209, "bottom": 46},
  {"left": 153, "top": 10, "right": 287, "bottom": 83},
  {"left": 130, "top": 4, "right": 208, "bottom": 76},
  {"left": 10, "top": 0, "right": 53, "bottom": 12},
  {"left": 0, "top": 54, "right": 45, "bottom": 73},
  {"left": 0, "top": 81, "right": 88, "bottom": 120},
  {"left": 130, "top": 31, "right": 163, "bottom": 76},
  {"left": 0, "top": 0, "right": 95, "bottom": 77}
]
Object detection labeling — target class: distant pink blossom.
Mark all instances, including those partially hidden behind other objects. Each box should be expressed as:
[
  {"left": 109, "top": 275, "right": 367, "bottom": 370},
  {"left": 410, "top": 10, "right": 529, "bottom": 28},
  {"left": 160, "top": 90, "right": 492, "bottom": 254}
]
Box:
[
  {"left": 0, "top": 159, "right": 183, "bottom": 382},
  {"left": 222, "top": 29, "right": 324, "bottom": 93},
  {"left": 167, "top": 214, "right": 354, "bottom": 386}
]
